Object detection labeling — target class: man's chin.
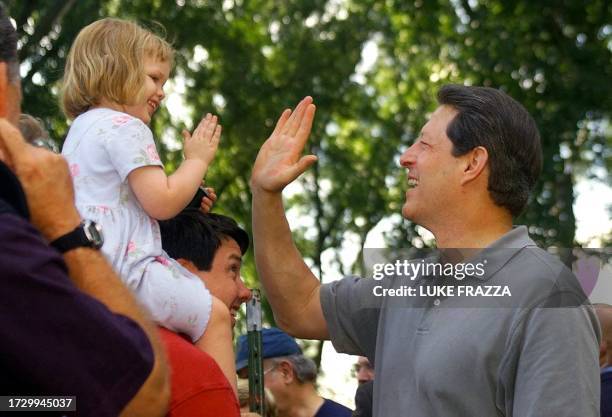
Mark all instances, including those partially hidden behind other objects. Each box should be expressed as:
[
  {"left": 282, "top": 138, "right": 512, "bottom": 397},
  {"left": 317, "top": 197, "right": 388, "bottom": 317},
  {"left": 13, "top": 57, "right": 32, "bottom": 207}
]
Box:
[{"left": 401, "top": 202, "right": 415, "bottom": 220}]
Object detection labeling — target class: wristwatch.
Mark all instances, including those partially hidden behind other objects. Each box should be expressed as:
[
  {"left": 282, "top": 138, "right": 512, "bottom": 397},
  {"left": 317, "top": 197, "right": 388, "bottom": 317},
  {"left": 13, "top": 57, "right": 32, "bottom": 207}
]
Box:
[{"left": 50, "top": 220, "right": 104, "bottom": 253}]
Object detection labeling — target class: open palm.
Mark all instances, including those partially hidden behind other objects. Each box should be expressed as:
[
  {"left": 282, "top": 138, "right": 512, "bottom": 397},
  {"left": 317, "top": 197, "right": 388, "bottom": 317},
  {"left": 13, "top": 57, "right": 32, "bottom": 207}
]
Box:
[{"left": 250, "top": 96, "right": 317, "bottom": 193}]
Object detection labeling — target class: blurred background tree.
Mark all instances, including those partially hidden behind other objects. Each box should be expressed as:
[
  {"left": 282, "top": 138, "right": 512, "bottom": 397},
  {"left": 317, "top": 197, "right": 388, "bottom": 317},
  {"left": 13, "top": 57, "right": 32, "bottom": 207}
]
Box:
[{"left": 6, "top": 0, "right": 611, "bottom": 367}]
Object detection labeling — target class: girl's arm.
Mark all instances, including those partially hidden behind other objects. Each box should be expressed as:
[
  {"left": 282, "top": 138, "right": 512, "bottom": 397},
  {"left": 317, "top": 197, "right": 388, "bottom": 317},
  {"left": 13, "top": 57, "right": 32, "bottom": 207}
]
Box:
[{"left": 129, "top": 114, "right": 221, "bottom": 220}]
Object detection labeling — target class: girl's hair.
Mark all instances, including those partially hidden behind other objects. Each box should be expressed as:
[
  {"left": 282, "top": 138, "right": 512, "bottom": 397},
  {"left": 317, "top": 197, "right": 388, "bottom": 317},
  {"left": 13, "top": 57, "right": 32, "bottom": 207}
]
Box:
[{"left": 61, "top": 18, "right": 174, "bottom": 119}]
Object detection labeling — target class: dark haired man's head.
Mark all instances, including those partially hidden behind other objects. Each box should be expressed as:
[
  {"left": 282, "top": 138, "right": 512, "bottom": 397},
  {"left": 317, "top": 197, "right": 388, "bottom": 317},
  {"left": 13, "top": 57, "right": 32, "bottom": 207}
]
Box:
[
  {"left": 160, "top": 209, "right": 248, "bottom": 270},
  {"left": 159, "top": 210, "right": 251, "bottom": 325},
  {"left": 437, "top": 85, "right": 542, "bottom": 216}
]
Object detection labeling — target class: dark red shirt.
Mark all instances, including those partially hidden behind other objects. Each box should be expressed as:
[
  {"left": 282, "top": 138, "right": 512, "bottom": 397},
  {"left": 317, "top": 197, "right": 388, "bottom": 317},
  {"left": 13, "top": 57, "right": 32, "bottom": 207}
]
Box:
[{"left": 159, "top": 328, "right": 240, "bottom": 417}]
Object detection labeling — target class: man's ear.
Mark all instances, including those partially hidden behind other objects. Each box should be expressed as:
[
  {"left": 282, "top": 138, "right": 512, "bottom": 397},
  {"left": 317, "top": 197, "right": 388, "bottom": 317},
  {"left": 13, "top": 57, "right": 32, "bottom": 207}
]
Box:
[
  {"left": 460, "top": 145, "right": 488, "bottom": 185},
  {"left": 278, "top": 360, "right": 294, "bottom": 384},
  {"left": 176, "top": 258, "right": 197, "bottom": 273},
  {"left": 0, "top": 62, "right": 8, "bottom": 118}
]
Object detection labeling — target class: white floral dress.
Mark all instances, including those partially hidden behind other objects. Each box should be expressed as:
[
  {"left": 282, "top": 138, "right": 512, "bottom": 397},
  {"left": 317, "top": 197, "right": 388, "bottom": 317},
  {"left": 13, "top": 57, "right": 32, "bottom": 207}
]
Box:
[{"left": 62, "top": 108, "right": 211, "bottom": 342}]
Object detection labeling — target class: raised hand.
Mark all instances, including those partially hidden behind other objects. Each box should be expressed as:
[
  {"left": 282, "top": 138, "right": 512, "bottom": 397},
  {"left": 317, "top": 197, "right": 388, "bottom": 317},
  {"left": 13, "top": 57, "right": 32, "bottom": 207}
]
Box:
[
  {"left": 182, "top": 113, "right": 221, "bottom": 166},
  {"left": 250, "top": 97, "right": 317, "bottom": 193}
]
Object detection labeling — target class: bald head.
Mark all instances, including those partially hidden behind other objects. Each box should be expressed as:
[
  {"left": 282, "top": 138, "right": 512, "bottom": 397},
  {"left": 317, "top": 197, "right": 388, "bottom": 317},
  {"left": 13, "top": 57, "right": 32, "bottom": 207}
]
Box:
[{"left": 595, "top": 304, "right": 612, "bottom": 367}]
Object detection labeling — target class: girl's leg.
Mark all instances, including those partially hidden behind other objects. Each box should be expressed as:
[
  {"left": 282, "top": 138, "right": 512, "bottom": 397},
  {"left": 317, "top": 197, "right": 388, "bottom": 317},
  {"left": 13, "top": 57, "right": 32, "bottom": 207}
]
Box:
[{"left": 195, "top": 296, "right": 237, "bottom": 398}]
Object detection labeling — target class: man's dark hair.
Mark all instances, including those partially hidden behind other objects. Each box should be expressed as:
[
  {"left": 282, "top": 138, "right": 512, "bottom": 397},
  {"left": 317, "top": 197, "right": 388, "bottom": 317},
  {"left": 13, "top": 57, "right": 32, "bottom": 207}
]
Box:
[
  {"left": 159, "top": 210, "right": 249, "bottom": 271},
  {"left": 0, "top": 4, "right": 19, "bottom": 83},
  {"left": 437, "top": 84, "right": 542, "bottom": 217}
]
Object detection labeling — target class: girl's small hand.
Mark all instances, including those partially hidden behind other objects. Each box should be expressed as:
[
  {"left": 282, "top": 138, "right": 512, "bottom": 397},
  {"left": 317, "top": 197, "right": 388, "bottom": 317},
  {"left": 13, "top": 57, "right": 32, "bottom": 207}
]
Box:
[
  {"left": 182, "top": 113, "right": 221, "bottom": 166},
  {"left": 200, "top": 186, "right": 217, "bottom": 213}
]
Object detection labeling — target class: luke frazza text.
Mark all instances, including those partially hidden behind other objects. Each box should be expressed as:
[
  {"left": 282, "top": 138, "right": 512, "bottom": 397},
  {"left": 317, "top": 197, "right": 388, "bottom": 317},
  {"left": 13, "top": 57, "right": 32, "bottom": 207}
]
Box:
[
  {"left": 373, "top": 285, "right": 511, "bottom": 297},
  {"left": 372, "top": 259, "right": 486, "bottom": 281}
]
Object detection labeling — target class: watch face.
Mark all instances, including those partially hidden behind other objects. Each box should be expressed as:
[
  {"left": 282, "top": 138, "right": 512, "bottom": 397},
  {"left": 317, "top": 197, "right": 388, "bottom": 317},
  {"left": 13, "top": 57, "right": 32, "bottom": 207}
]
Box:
[{"left": 83, "top": 220, "right": 104, "bottom": 249}]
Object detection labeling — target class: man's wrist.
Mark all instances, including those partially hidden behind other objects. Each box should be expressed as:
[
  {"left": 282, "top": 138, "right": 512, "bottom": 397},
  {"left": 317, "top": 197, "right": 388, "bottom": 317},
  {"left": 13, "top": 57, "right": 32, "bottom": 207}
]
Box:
[
  {"left": 50, "top": 220, "right": 104, "bottom": 253},
  {"left": 40, "top": 216, "right": 81, "bottom": 242},
  {"left": 249, "top": 179, "right": 282, "bottom": 197}
]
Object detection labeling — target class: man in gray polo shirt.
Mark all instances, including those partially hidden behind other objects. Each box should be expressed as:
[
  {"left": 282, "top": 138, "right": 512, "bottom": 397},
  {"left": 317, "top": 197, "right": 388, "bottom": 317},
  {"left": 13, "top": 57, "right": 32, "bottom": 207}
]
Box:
[{"left": 249, "top": 87, "right": 600, "bottom": 416}]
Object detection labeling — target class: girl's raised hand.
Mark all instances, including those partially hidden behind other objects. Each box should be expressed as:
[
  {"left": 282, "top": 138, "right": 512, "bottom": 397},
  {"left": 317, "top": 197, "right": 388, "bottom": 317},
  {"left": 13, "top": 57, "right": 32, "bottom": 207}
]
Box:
[{"left": 182, "top": 113, "right": 221, "bottom": 166}]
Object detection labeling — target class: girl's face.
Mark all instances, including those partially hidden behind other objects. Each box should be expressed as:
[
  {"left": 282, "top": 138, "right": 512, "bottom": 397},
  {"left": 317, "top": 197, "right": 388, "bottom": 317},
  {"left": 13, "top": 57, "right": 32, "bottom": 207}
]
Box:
[{"left": 124, "top": 56, "right": 170, "bottom": 125}]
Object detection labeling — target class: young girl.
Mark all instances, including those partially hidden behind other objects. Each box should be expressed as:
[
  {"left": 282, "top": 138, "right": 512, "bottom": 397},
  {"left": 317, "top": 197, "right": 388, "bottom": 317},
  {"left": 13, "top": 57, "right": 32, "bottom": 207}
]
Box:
[{"left": 60, "top": 18, "right": 236, "bottom": 395}]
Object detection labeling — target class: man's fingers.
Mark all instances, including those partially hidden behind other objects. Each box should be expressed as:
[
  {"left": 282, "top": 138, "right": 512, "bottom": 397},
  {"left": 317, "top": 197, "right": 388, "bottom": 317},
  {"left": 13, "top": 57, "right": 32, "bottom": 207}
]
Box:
[
  {"left": 284, "top": 96, "right": 313, "bottom": 137},
  {"left": 290, "top": 154, "right": 318, "bottom": 179},
  {"left": 270, "top": 108, "right": 291, "bottom": 138},
  {"left": 278, "top": 97, "right": 309, "bottom": 137},
  {"left": 295, "top": 104, "right": 316, "bottom": 147},
  {"left": 0, "top": 118, "right": 27, "bottom": 168},
  {"left": 181, "top": 129, "right": 191, "bottom": 141}
]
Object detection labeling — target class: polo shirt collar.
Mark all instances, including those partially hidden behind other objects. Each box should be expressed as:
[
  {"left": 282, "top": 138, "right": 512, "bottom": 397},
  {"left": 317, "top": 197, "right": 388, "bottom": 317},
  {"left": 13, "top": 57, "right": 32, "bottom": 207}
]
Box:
[{"left": 471, "top": 225, "right": 537, "bottom": 281}]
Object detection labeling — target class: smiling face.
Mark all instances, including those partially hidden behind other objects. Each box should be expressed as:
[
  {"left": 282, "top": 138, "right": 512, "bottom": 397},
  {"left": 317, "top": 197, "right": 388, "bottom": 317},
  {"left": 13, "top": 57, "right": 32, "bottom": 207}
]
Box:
[
  {"left": 123, "top": 55, "right": 170, "bottom": 125},
  {"left": 399, "top": 105, "right": 464, "bottom": 228},
  {"left": 187, "top": 238, "right": 251, "bottom": 326}
]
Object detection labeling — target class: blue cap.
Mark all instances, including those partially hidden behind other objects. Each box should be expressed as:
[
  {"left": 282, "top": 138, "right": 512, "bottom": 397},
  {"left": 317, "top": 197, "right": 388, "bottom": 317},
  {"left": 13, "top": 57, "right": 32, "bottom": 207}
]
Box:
[{"left": 235, "top": 327, "right": 302, "bottom": 371}]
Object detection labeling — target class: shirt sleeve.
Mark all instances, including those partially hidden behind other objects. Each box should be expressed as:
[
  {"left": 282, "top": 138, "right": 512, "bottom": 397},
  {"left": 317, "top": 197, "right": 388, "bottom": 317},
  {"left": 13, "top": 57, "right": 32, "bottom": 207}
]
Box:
[
  {"left": 507, "top": 301, "right": 600, "bottom": 417},
  {"left": 320, "top": 276, "right": 382, "bottom": 358},
  {"left": 0, "top": 213, "right": 154, "bottom": 417},
  {"left": 102, "top": 116, "right": 163, "bottom": 182}
]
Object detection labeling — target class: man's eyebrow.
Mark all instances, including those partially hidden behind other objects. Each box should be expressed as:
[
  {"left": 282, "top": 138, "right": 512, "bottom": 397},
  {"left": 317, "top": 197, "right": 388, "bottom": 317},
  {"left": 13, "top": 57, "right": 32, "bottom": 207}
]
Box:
[{"left": 229, "top": 254, "right": 242, "bottom": 263}]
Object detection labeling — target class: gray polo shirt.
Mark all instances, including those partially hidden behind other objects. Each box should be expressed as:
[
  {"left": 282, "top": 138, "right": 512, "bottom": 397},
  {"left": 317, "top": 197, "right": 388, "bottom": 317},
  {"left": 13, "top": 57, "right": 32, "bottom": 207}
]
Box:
[{"left": 320, "top": 226, "right": 600, "bottom": 417}]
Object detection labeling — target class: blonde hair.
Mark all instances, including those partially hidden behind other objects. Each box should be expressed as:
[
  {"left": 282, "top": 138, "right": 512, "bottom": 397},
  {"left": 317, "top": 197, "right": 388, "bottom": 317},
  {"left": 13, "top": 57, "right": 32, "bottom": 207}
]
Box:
[{"left": 61, "top": 18, "right": 174, "bottom": 119}]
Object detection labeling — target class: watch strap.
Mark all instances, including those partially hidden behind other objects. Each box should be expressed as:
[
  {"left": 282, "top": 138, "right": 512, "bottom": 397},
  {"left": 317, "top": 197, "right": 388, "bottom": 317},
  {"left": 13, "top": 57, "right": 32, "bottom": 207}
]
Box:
[{"left": 50, "top": 222, "right": 100, "bottom": 253}]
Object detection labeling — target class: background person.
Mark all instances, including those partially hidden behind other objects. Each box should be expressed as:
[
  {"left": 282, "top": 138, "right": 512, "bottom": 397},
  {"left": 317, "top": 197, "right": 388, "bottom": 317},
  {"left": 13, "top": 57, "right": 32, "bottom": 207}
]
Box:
[
  {"left": 353, "top": 357, "right": 374, "bottom": 385},
  {"left": 595, "top": 304, "right": 612, "bottom": 417},
  {"left": 236, "top": 328, "right": 352, "bottom": 417},
  {"left": 0, "top": 5, "right": 169, "bottom": 415}
]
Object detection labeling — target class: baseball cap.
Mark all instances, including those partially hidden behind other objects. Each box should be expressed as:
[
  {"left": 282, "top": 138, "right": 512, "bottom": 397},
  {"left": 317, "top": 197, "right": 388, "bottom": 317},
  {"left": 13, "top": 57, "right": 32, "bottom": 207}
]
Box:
[{"left": 235, "top": 327, "right": 302, "bottom": 372}]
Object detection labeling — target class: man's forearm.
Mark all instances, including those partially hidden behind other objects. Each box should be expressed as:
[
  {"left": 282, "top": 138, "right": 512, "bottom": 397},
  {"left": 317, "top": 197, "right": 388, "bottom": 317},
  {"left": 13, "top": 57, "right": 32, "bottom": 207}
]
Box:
[
  {"left": 63, "top": 248, "right": 170, "bottom": 417},
  {"left": 252, "top": 188, "right": 328, "bottom": 339}
]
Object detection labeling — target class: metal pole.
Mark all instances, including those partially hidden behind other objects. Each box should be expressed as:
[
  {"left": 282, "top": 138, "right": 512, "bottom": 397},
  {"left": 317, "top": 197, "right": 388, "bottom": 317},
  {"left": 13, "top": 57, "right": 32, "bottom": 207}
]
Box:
[{"left": 246, "top": 289, "right": 265, "bottom": 416}]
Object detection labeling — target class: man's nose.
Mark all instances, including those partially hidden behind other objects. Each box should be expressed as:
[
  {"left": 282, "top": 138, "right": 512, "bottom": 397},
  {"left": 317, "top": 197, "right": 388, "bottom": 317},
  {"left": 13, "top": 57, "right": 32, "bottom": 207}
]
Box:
[
  {"left": 238, "top": 279, "right": 252, "bottom": 302},
  {"left": 399, "top": 144, "right": 417, "bottom": 168}
]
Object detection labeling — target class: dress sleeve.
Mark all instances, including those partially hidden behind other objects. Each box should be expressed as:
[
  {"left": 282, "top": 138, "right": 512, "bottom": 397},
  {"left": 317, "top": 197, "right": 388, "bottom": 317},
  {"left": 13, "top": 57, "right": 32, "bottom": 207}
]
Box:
[
  {"left": 320, "top": 276, "right": 381, "bottom": 358},
  {"left": 0, "top": 213, "right": 154, "bottom": 417},
  {"left": 102, "top": 115, "right": 164, "bottom": 182}
]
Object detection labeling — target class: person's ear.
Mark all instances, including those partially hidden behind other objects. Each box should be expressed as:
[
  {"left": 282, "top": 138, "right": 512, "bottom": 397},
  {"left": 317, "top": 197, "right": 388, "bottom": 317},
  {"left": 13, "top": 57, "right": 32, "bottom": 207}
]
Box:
[
  {"left": 460, "top": 145, "right": 488, "bottom": 185},
  {"left": 278, "top": 361, "right": 294, "bottom": 384},
  {"left": 176, "top": 258, "right": 197, "bottom": 272},
  {"left": 0, "top": 62, "right": 8, "bottom": 118}
]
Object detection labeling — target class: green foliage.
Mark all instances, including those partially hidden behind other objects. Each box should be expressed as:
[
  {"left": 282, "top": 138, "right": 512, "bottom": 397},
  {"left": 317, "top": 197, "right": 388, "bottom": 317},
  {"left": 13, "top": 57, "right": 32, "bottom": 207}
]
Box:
[{"left": 8, "top": 0, "right": 611, "bottom": 364}]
